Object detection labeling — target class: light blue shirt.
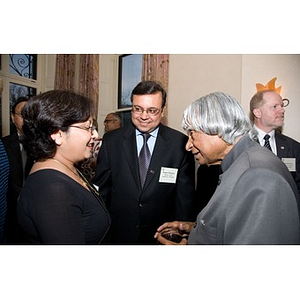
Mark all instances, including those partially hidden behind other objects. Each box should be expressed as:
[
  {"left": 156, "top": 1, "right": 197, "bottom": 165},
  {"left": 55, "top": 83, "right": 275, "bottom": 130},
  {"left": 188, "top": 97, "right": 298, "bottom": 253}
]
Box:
[{"left": 136, "top": 127, "right": 159, "bottom": 156}]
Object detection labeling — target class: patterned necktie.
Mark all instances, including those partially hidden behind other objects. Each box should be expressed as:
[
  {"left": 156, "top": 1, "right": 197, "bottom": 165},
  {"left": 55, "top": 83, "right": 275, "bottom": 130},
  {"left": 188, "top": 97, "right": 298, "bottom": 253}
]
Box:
[
  {"left": 263, "top": 134, "right": 272, "bottom": 152},
  {"left": 139, "top": 133, "right": 151, "bottom": 188}
]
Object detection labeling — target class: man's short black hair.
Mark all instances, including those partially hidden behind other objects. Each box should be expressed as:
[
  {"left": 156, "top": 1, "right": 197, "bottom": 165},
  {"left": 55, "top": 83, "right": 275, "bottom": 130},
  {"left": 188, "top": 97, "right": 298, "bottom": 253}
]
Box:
[{"left": 131, "top": 81, "right": 167, "bottom": 107}]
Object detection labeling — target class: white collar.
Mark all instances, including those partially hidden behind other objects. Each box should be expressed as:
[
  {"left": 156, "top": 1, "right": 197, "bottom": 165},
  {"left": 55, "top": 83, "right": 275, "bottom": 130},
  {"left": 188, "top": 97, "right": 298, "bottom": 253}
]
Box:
[{"left": 253, "top": 125, "right": 275, "bottom": 141}]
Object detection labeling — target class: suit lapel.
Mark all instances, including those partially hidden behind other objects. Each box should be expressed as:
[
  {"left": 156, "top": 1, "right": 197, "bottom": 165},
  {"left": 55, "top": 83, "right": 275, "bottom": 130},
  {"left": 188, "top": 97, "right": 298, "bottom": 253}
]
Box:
[
  {"left": 122, "top": 124, "right": 141, "bottom": 189},
  {"left": 276, "top": 132, "right": 289, "bottom": 158}
]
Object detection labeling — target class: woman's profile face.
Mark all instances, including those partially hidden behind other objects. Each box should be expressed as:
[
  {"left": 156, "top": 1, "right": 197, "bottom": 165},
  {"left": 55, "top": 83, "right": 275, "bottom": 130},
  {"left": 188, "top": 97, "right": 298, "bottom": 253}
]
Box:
[{"left": 59, "top": 117, "right": 99, "bottom": 163}]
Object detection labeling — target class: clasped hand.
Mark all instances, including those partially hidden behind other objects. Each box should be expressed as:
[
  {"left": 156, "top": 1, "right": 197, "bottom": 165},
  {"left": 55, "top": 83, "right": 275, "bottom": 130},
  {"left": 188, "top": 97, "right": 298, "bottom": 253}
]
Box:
[{"left": 154, "top": 221, "right": 195, "bottom": 245}]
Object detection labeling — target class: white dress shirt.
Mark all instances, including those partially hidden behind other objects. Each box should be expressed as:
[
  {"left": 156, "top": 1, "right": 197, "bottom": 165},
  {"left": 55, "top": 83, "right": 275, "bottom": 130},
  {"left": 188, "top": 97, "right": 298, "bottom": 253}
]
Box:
[{"left": 253, "top": 125, "right": 277, "bottom": 155}]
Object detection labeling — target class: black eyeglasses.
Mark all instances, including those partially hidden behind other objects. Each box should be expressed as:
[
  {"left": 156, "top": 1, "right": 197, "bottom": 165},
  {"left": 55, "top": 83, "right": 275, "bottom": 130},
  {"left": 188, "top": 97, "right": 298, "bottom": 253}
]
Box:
[
  {"left": 132, "top": 105, "right": 162, "bottom": 116},
  {"left": 69, "top": 125, "right": 97, "bottom": 133}
]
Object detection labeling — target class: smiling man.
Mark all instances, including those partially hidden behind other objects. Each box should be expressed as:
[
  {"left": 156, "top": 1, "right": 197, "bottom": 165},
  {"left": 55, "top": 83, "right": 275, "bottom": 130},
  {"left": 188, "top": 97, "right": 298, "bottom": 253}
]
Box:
[{"left": 93, "top": 81, "right": 196, "bottom": 244}]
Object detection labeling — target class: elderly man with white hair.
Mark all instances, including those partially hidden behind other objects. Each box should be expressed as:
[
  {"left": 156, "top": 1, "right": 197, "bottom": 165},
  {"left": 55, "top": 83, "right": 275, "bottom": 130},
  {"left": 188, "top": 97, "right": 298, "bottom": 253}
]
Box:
[{"left": 155, "top": 92, "right": 300, "bottom": 245}]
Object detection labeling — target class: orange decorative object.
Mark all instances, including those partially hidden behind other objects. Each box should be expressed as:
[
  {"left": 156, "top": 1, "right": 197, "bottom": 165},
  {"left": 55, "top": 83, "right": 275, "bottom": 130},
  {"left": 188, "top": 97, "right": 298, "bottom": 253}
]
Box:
[{"left": 256, "top": 77, "right": 282, "bottom": 94}]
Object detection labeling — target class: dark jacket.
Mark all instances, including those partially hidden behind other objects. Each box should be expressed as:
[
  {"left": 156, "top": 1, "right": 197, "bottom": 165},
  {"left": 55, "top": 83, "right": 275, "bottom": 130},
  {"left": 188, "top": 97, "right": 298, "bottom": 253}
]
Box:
[
  {"left": 1, "top": 132, "right": 33, "bottom": 243},
  {"left": 275, "top": 131, "right": 300, "bottom": 196},
  {"left": 93, "top": 123, "right": 196, "bottom": 244}
]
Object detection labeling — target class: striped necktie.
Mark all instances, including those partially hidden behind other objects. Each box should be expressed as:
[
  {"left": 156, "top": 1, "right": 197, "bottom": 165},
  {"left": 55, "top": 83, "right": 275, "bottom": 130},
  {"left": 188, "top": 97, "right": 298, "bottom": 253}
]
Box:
[{"left": 263, "top": 134, "right": 272, "bottom": 152}]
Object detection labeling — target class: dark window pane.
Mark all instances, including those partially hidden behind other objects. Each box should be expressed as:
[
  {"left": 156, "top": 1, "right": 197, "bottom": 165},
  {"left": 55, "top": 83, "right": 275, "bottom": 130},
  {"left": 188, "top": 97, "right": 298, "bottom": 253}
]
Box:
[
  {"left": 9, "top": 54, "right": 37, "bottom": 80},
  {"left": 9, "top": 82, "right": 36, "bottom": 105}
]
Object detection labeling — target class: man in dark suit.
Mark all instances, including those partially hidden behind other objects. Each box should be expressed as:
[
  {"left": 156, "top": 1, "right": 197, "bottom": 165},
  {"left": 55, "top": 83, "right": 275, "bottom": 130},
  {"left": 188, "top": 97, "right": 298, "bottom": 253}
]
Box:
[
  {"left": 250, "top": 90, "right": 300, "bottom": 196},
  {"left": 93, "top": 81, "right": 196, "bottom": 244},
  {"left": 1, "top": 97, "right": 33, "bottom": 243}
]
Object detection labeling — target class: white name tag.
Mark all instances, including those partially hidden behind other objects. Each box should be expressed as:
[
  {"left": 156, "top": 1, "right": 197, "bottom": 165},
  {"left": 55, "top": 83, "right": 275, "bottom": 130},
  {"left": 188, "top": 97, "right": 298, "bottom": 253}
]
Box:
[
  {"left": 159, "top": 167, "right": 178, "bottom": 183},
  {"left": 282, "top": 158, "right": 296, "bottom": 172}
]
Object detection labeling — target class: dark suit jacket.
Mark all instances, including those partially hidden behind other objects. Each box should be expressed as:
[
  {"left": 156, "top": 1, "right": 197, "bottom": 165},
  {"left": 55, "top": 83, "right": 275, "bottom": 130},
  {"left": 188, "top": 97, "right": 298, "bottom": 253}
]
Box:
[
  {"left": 1, "top": 132, "right": 33, "bottom": 243},
  {"left": 275, "top": 131, "right": 300, "bottom": 196},
  {"left": 92, "top": 123, "right": 196, "bottom": 244}
]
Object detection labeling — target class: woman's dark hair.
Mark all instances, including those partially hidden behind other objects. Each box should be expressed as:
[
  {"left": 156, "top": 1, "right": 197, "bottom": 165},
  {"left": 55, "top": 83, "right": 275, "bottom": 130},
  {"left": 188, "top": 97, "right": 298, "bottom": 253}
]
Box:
[
  {"left": 130, "top": 81, "right": 167, "bottom": 108},
  {"left": 21, "top": 90, "right": 95, "bottom": 161}
]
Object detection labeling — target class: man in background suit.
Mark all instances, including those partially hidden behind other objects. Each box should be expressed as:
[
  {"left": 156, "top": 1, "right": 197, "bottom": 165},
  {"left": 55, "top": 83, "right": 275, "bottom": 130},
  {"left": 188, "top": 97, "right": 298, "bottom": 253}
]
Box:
[
  {"left": 1, "top": 97, "right": 33, "bottom": 243},
  {"left": 93, "top": 81, "right": 196, "bottom": 244},
  {"left": 250, "top": 90, "right": 300, "bottom": 196}
]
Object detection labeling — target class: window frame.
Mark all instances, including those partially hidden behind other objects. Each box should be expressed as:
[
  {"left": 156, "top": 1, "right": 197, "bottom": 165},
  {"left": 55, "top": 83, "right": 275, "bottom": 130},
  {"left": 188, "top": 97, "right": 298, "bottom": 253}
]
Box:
[{"left": 0, "top": 54, "right": 44, "bottom": 136}]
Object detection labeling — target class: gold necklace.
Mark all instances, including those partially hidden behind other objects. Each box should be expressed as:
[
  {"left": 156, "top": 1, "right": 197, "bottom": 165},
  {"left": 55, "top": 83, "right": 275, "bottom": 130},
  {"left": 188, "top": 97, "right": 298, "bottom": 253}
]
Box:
[
  {"left": 50, "top": 158, "right": 87, "bottom": 188},
  {"left": 76, "top": 167, "right": 100, "bottom": 197}
]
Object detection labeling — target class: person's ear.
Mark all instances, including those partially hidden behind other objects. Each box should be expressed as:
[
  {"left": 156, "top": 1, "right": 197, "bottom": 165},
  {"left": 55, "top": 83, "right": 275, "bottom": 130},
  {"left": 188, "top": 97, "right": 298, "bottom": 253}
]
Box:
[
  {"left": 161, "top": 105, "right": 167, "bottom": 117},
  {"left": 11, "top": 113, "right": 16, "bottom": 125},
  {"left": 50, "top": 130, "right": 64, "bottom": 146},
  {"left": 253, "top": 108, "right": 261, "bottom": 119}
]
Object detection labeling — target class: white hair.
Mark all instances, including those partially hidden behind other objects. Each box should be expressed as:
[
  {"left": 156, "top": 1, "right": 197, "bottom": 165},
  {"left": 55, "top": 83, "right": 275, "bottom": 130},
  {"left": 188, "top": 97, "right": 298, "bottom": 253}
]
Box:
[{"left": 182, "top": 92, "right": 257, "bottom": 144}]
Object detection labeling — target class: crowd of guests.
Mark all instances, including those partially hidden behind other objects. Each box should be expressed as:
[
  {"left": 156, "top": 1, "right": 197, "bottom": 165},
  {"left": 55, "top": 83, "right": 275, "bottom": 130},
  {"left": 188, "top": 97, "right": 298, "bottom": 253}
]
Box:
[{"left": 0, "top": 80, "right": 299, "bottom": 245}]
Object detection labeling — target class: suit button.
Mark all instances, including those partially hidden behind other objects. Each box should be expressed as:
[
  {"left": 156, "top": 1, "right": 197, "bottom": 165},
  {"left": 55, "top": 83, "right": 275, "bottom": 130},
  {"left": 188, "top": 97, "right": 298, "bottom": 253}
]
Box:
[{"left": 139, "top": 203, "right": 143, "bottom": 207}]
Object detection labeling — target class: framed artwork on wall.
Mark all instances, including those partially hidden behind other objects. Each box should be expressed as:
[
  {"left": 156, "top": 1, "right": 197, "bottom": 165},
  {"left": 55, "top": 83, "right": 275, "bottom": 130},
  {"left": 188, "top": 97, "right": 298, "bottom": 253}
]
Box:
[{"left": 118, "top": 54, "right": 143, "bottom": 109}]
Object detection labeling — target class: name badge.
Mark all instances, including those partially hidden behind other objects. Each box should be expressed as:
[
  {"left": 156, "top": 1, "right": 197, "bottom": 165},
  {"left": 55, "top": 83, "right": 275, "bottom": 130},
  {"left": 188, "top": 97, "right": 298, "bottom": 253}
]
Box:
[
  {"left": 159, "top": 167, "right": 178, "bottom": 184},
  {"left": 282, "top": 158, "right": 296, "bottom": 172}
]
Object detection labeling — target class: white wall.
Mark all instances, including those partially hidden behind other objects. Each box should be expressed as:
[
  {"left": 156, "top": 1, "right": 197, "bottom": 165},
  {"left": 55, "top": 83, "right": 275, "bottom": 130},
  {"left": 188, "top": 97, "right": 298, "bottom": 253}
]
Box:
[
  {"left": 168, "top": 54, "right": 242, "bottom": 133},
  {"left": 97, "top": 54, "right": 119, "bottom": 136},
  {"left": 167, "top": 54, "right": 300, "bottom": 142}
]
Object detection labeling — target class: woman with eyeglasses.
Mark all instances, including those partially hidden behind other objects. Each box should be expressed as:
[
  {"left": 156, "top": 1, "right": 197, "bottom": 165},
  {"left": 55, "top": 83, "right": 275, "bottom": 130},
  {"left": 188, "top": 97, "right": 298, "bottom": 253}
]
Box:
[{"left": 17, "top": 90, "right": 110, "bottom": 244}]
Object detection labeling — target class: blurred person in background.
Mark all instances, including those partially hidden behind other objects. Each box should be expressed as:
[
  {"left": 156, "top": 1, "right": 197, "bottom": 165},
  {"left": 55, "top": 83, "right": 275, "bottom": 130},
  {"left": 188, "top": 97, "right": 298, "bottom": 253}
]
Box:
[
  {"left": 103, "top": 112, "right": 122, "bottom": 133},
  {"left": 1, "top": 97, "right": 34, "bottom": 244}
]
